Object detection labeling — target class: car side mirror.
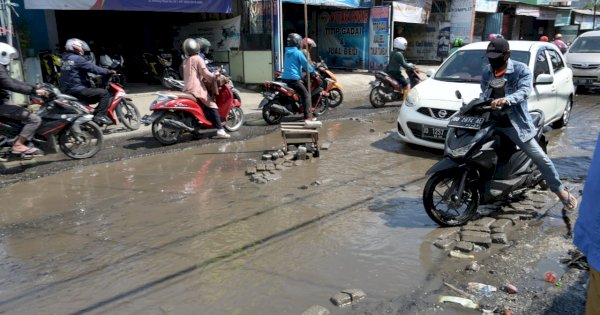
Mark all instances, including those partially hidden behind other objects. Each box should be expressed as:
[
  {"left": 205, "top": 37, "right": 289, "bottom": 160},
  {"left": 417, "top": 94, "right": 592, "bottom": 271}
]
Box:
[
  {"left": 425, "top": 69, "right": 435, "bottom": 77},
  {"left": 535, "top": 73, "right": 554, "bottom": 85}
]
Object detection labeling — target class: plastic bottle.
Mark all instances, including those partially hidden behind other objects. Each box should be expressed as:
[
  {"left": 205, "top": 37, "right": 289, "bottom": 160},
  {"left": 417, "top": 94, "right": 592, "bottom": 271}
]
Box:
[
  {"left": 544, "top": 271, "right": 562, "bottom": 286},
  {"left": 449, "top": 250, "right": 475, "bottom": 259},
  {"left": 467, "top": 282, "right": 497, "bottom": 297}
]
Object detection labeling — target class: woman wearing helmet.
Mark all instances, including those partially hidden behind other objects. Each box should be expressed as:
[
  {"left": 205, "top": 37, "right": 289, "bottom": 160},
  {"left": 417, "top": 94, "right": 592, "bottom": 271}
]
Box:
[
  {"left": 181, "top": 38, "right": 230, "bottom": 139},
  {"left": 386, "top": 37, "right": 414, "bottom": 102},
  {"left": 0, "top": 42, "right": 49, "bottom": 156},
  {"left": 281, "top": 33, "right": 316, "bottom": 122},
  {"left": 59, "top": 38, "right": 115, "bottom": 125},
  {"left": 449, "top": 38, "right": 465, "bottom": 55}
]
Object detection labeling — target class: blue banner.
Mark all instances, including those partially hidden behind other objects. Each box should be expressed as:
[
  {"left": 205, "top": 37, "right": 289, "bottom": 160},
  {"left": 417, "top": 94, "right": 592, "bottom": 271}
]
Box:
[
  {"left": 317, "top": 9, "right": 370, "bottom": 69},
  {"left": 25, "top": 0, "right": 233, "bottom": 13},
  {"left": 282, "top": 0, "right": 371, "bottom": 8},
  {"left": 368, "top": 7, "right": 390, "bottom": 71}
]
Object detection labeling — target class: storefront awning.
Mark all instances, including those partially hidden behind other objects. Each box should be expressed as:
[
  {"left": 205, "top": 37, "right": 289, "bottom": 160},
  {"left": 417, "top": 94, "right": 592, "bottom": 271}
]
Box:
[
  {"left": 392, "top": 0, "right": 432, "bottom": 24},
  {"left": 281, "top": 0, "right": 372, "bottom": 8},
  {"left": 24, "top": 0, "right": 233, "bottom": 13},
  {"left": 572, "top": 9, "right": 600, "bottom": 30}
]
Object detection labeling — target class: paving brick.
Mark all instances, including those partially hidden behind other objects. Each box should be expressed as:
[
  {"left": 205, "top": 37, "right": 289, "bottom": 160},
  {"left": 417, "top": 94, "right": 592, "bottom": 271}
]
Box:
[
  {"left": 454, "top": 241, "right": 474, "bottom": 252},
  {"left": 461, "top": 231, "right": 492, "bottom": 245},
  {"left": 330, "top": 293, "right": 351, "bottom": 307},
  {"left": 301, "top": 305, "right": 330, "bottom": 315},
  {"left": 472, "top": 217, "right": 496, "bottom": 227},
  {"left": 462, "top": 225, "right": 491, "bottom": 233},
  {"left": 434, "top": 238, "right": 456, "bottom": 250},
  {"left": 491, "top": 233, "right": 508, "bottom": 244}
]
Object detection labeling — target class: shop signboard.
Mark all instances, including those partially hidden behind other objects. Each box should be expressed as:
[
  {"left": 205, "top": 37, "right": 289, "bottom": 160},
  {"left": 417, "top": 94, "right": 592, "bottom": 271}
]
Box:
[
  {"left": 538, "top": 8, "right": 556, "bottom": 20},
  {"left": 317, "top": 9, "right": 370, "bottom": 69},
  {"left": 402, "top": 13, "right": 449, "bottom": 61},
  {"left": 558, "top": 25, "right": 579, "bottom": 44},
  {"left": 450, "top": 0, "right": 475, "bottom": 43},
  {"left": 475, "top": 0, "right": 498, "bottom": 13},
  {"left": 368, "top": 6, "right": 390, "bottom": 71},
  {"left": 281, "top": 0, "right": 372, "bottom": 7},
  {"left": 516, "top": 4, "right": 540, "bottom": 17},
  {"left": 555, "top": 11, "right": 571, "bottom": 26},
  {"left": 392, "top": 0, "right": 432, "bottom": 24},
  {"left": 24, "top": 0, "right": 233, "bottom": 13},
  {"left": 175, "top": 16, "right": 241, "bottom": 52},
  {"left": 575, "top": 13, "right": 595, "bottom": 30}
]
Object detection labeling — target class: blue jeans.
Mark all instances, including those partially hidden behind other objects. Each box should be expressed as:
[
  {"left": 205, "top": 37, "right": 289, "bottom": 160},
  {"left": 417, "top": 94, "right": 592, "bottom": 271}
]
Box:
[{"left": 497, "top": 126, "right": 564, "bottom": 193}]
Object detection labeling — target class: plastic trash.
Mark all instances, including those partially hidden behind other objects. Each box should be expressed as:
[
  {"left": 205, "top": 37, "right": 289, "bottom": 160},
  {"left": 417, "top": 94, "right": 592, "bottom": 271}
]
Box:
[
  {"left": 449, "top": 250, "right": 475, "bottom": 259},
  {"left": 438, "top": 295, "right": 479, "bottom": 309},
  {"left": 467, "top": 282, "right": 497, "bottom": 297},
  {"left": 544, "top": 271, "right": 562, "bottom": 287}
]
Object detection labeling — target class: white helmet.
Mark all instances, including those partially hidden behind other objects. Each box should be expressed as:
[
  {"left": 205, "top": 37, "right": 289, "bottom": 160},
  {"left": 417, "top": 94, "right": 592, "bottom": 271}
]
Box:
[
  {"left": 65, "top": 38, "right": 90, "bottom": 55},
  {"left": 0, "top": 42, "right": 17, "bottom": 66},
  {"left": 393, "top": 37, "right": 408, "bottom": 50}
]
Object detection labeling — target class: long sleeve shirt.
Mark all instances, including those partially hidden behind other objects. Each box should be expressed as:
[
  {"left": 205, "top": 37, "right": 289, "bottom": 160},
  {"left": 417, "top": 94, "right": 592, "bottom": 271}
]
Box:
[
  {"left": 59, "top": 52, "right": 110, "bottom": 94},
  {"left": 281, "top": 47, "right": 314, "bottom": 81},
  {"left": 183, "top": 54, "right": 217, "bottom": 108}
]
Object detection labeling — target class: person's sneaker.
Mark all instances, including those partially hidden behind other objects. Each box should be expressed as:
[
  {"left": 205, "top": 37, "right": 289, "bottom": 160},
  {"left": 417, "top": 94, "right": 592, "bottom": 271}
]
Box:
[
  {"left": 304, "top": 117, "right": 317, "bottom": 122},
  {"left": 212, "top": 129, "right": 231, "bottom": 139},
  {"left": 93, "top": 115, "right": 113, "bottom": 125}
]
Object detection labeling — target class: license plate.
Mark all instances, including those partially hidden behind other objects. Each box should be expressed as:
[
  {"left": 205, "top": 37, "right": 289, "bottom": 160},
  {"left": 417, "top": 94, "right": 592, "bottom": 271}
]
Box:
[
  {"left": 422, "top": 125, "right": 446, "bottom": 140},
  {"left": 447, "top": 115, "right": 485, "bottom": 130},
  {"left": 574, "top": 79, "right": 594, "bottom": 85}
]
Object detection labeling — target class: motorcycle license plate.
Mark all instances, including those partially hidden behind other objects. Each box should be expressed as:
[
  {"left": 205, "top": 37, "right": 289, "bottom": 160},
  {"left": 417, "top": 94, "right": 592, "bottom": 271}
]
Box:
[
  {"left": 447, "top": 115, "right": 485, "bottom": 130},
  {"left": 422, "top": 125, "right": 446, "bottom": 140}
]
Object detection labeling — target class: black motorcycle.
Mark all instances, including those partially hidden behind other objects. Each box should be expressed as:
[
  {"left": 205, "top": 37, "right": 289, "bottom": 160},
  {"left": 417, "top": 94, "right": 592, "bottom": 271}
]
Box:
[
  {"left": 142, "top": 49, "right": 180, "bottom": 89},
  {"left": 0, "top": 84, "right": 103, "bottom": 160},
  {"left": 422, "top": 85, "right": 547, "bottom": 227},
  {"left": 259, "top": 72, "right": 329, "bottom": 125}
]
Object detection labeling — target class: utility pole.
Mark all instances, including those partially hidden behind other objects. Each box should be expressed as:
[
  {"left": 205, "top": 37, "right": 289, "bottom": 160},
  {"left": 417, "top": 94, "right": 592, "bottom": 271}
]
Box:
[{"left": 593, "top": 0, "right": 598, "bottom": 30}]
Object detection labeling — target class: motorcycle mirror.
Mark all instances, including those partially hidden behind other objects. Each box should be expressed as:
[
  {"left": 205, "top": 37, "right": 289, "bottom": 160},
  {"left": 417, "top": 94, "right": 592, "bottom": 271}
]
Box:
[{"left": 455, "top": 90, "right": 462, "bottom": 100}]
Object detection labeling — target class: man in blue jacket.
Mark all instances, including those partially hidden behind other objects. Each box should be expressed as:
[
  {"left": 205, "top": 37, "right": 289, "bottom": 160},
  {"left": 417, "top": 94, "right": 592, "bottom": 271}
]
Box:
[
  {"left": 574, "top": 134, "right": 600, "bottom": 314},
  {"left": 281, "top": 33, "right": 315, "bottom": 122},
  {"left": 59, "top": 38, "right": 115, "bottom": 125}
]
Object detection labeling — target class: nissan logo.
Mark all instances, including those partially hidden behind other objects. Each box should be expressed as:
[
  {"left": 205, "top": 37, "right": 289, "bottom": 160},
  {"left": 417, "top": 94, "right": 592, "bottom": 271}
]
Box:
[{"left": 438, "top": 110, "right": 448, "bottom": 118}]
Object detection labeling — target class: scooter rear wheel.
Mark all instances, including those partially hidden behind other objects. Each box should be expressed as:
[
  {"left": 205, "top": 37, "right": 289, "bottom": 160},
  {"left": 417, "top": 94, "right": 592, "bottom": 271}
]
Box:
[
  {"left": 369, "top": 86, "right": 386, "bottom": 108},
  {"left": 423, "top": 171, "right": 479, "bottom": 226},
  {"left": 152, "top": 112, "right": 182, "bottom": 145},
  {"left": 262, "top": 100, "right": 284, "bottom": 125},
  {"left": 59, "top": 121, "right": 103, "bottom": 159},
  {"left": 224, "top": 107, "right": 245, "bottom": 132},
  {"left": 328, "top": 88, "right": 343, "bottom": 108}
]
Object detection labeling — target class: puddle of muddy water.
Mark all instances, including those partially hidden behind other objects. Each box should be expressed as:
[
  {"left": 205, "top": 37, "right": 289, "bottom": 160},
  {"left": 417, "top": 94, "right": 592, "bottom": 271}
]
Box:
[{"left": 0, "top": 104, "right": 594, "bottom": 314}]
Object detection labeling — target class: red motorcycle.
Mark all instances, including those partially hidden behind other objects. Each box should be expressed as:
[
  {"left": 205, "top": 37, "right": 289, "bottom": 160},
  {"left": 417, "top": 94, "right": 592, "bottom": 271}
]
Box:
[
  {"left": 368, "top": 69, "right": 426, "bottom": 108},
  {"left": 87, "top": 74, "right": 141, "bottom": 130},
  {"left": 259, "top": 71, "right": 329, "bottom": 125},
  {"left": 141, "top": 84, "right": 244, "bottom": 145}
]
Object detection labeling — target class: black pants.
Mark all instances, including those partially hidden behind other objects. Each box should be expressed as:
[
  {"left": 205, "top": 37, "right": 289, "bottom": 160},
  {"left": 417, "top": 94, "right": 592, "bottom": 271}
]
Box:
[
  {"left": 283, "top": 79, "right": 312, "bottom": 119},
  {"left": 71, "top": 88, "right": 111, "bottom": 116},
  {"left": 0, "top": 104, "right": 41, "bottom": 141},
  {"left": 202, "top": 105, "right": 223, "bottom": 130}
]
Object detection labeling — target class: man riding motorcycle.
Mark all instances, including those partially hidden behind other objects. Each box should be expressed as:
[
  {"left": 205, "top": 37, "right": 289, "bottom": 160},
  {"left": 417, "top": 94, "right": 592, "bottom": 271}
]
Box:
[
  {"left": 281, "top": 33, "right": 316, "bottom": 122},
  {"left": 483, "top": 37, "right": 577, "bottom": 210},
  {"left": 386, "top": 37, "right": 414, "bottom": 103},
  {"left": 0, "top": 43, "right": 49, "bottom": 156},
  {"left": 59, "top": 38, "right": 115, "bottom": 126}
]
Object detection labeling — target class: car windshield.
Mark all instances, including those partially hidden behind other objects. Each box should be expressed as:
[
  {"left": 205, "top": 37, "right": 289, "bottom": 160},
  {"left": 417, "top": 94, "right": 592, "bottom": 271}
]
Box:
[
  {"left": 434, "top": 50, "right": 530, "bottom": 83},
  {"left": 568, "top": 36, "right": 600, "bottom": 53}
]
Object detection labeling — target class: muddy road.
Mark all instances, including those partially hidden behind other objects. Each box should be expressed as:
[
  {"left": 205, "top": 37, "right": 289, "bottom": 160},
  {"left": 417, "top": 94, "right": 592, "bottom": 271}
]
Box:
[{"left": 0, "top": 92, "right": 598, "bottom": 314}]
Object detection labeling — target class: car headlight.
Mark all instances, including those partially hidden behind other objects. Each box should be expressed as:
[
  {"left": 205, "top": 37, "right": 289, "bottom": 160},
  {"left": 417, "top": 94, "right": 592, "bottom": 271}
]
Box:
[
  {"left": 405, "top": 89, "right": 419, "bottom": 107},
  {"left": 446, "top": 141, "right": 476, "bottom": 158}
]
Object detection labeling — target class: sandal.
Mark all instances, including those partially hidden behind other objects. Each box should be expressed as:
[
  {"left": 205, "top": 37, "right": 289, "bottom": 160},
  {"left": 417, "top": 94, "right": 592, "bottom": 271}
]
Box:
[
  {"left": 11, "top": 146, "right": 44, "bottom": 156},
  {"left": 560, "top": 190, "right": 578, "bottom": 210}
]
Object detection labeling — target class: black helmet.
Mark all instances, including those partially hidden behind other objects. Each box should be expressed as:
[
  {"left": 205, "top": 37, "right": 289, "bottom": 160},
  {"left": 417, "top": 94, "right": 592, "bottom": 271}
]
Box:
[
  {"left": 182, "top": 38, "right": 200, "bottom": 57},
  {"left": 196, "top": 38, "right": 211, "bottom": 54},
  {"left": 287, "top": 33, "right": 302, "bottom": 49}
]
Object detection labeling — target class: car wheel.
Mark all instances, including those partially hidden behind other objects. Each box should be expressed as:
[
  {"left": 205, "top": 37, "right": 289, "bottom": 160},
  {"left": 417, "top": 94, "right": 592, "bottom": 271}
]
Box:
[{"left": 553, "top": 97, "right": 572, "bottom": 129}]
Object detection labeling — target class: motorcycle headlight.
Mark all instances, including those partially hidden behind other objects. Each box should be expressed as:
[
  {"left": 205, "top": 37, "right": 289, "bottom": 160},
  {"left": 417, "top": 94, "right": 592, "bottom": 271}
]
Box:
[
  {"left": 405, "top": 89, "right": 419, "bottom": 107},
  {"left": 446, "top": 141, "right": 476, "bottom": 158}
]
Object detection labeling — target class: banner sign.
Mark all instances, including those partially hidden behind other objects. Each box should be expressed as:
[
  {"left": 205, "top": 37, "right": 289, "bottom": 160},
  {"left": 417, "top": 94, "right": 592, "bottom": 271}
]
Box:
[
  {"left": 392, "top": 0, "right": 431, "bottom": 24},
  {"left": 24, "top": 0, "right": 233, "bottom": 13},
  {"left": 575, "top": 13, "right": 595, "bottom": 30},
  {"left": 282, "top": 0, "right": 371, "bottom": 7},
  {"left": 555, "top": 11, "right": 571, "bottom": 26},
  {"left": 368, "top": 6, "right": 390, "bottom": 71},
  {"left": 538, "top": 8, "right": 556, "bottom": 20},
  {"left": 475, "top": 0, "right": 498, "bottom": 13},
  {"left": 317, "top": 9, "right": 370, "bottom": 69},
  {"left": 450, "top": 0, "right": 475, "bottom": 43},
  {"left": 175, "top": 16, "right": 241, "bottom": 52},
  {"left": 516, "top": 4, "right": 540, "bottom": 17},
  {"left": 402, "top": 13, "right": 449, "bottom": 61}
]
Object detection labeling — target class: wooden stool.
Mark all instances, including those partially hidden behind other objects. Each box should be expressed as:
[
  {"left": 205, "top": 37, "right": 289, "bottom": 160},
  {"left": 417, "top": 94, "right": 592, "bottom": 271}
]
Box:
[{"left": 280, "top": 121, "right": 321, "bottom": 156}]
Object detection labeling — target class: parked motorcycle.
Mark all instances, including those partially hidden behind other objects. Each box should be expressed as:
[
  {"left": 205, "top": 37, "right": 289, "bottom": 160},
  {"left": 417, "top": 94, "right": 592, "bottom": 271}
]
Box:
[
  {"left": 38, "top": 49, "right": 62, "bottom": 86},
  {"left": 142, "top": 49, "right": 180, "bottom": 89},
  {"left": 315, "top": 60, "right": 343, "bottom": 108},
  {"left": 369, "top": 68, "right": 425, "bottom": 108},
  {"left": 141, "top": 83, "right": 244, "bottom": 145},
  {"left": 260, "top": 72, "right": 329, "bottom": 125},
  {"left": 0, "top": 84, "right": 103, "bottom": 160},
  {"left": 99, "top": 51, "right": 126, "bottom": 85},
  {"left": 83, "top": 74, "right": 141, "bottom": 131},
  {"left": 422, "top": 88, "right": 547, "bottom": 227}
]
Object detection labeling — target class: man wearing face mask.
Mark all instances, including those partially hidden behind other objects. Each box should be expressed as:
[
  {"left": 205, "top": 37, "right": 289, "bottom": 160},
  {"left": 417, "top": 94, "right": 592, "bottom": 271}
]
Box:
[{"left": 481, "top": 37, "right": 577, "bottom": 211}]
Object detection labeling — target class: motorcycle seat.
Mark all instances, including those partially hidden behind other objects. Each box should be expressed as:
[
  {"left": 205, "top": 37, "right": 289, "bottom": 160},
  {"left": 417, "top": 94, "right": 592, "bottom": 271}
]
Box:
[
  {"left": 269, "top": 81, "right": 288, "bottom": 88},
  {"left": 163, "top": 91, "right": 197, "bottom": 101}
]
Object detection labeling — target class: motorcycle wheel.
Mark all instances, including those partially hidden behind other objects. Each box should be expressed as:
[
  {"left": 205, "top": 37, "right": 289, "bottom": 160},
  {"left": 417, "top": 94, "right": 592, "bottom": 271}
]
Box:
[
  {"left": 59, "top": 121, "right": 103, "bottom": 159},
  {"left": 224, "top": 107, "right": 245, "bottom": 132},
  {"left": 423, "top": 171, "right": 479, "bottom": 227},
  {"left": 116, "top": 100, "right": 141, "bottom": 130},
  {"left": 162, "top": 69, "right": 180, "bottom": 89},
  {"left": 152, "top": 112, "right": 182, "bottom": 145},
  {"left": 313, "top": 96, "right": 329, "bottom": 117},
  {"left": 369, "top": 86, "right": 386, "bottom": 108},
  {"left": 262, "top": 100, "right": 284, "bottom": 125},
  {"left": 328, "top": 88, "right": 343, "bottom": 108}
]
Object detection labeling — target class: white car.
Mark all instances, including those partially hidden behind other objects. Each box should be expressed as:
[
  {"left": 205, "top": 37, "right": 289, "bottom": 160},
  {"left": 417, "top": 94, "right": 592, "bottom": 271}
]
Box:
[
  {"left": 397, "top": 41, "right": 574, "bottom": 150},
  {"left": 564, "top": 30, "right": 600, "bottom": 93}
]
